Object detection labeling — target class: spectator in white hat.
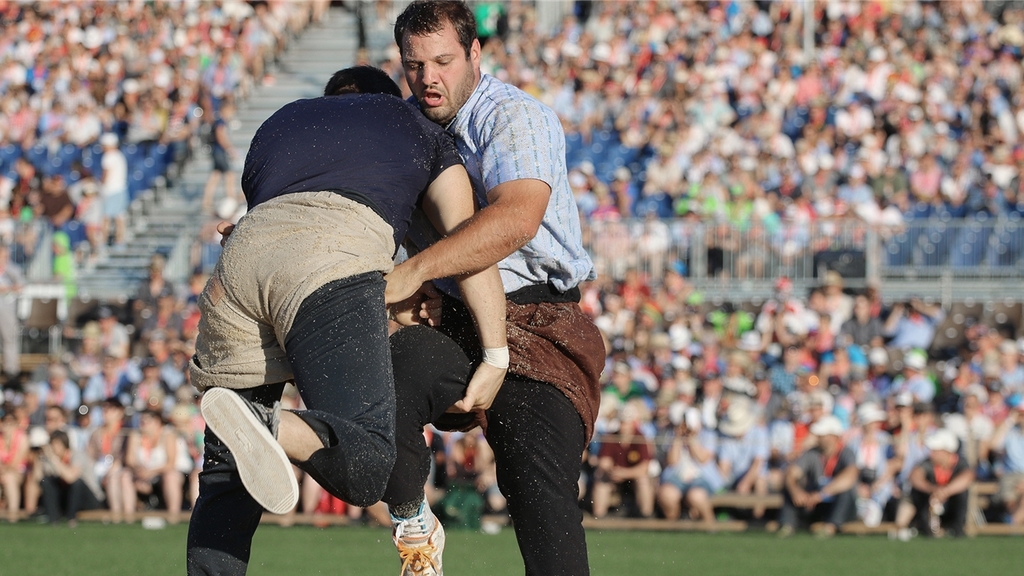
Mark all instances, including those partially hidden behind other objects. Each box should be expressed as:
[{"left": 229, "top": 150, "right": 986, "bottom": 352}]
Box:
[
  {"left": 779, "top": 415, "right": 858, "bottom": 537},
  {"left": 895, "top": 401, "right": 938, "bottom": 493},
  {"left": 657, "top": 407, "right": 724, "bottom": 524},
  {"left": 893, "top": 428, "right": 973, "bottom": 539},
  {"left": 716, "top": 397, "right": 770, "bottom": 519},
  {"left": 821, "top": 271, "right": 854, "bottom": 333},
  {"left": 866, "top": 346, "right": 893, "bottom": 395}
]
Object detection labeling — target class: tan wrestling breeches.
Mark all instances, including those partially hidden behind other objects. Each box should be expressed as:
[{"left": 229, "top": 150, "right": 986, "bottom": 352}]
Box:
[{"left": 190, "top": 191, "right": 395, "bottom": 392}]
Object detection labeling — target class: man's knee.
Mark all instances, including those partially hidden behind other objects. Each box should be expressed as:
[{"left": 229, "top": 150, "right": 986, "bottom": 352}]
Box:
[
  {"left": 391, "top": 325, "right": 472, "bottom": 421},
  {"left": 305, "top": 438, "right": 396, "bottom": 508},
  {"left": 348, "top": 451, "right": 396, "bottom": 507}
]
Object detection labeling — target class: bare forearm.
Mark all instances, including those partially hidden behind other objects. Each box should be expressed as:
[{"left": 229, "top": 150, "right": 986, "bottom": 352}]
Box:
[
  {"left": 454, "top": 265, "right": 507, "bottom": 350},
  {"left": 944, "top": 470, "right": 976, "bottom": 496},
  {"left": 740, "top": 458, "right": 764, "bottom": 485},
  {"left": 405, "top": 204, "right": 528, "bottom": 284},
  {"left": 399, "top": 169, "right": 541, "bottom": 301},
  {"left": 823, "top": 466, "right": 859, "bottom": 496},
  {"left": 991, "top": 419, "right": 1015, "bottom": 450},
  {"left": 883, "top": 306, "right": 903, "bottom": 334},
  {"left": 785, "top": 468, "right": 804, "bottom": 495},
  {"left": 690, "top": 439, "right": 713, "bottom": 463}
]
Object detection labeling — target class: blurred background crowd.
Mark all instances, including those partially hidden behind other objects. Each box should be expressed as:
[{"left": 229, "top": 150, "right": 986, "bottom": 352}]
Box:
[{"left": 1, "top": 0, "right": 1024, "bottom": 538}]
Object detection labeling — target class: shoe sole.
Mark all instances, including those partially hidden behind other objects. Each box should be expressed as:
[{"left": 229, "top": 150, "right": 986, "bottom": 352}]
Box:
[{"left": 201, "top": 388, "right": 299, "bottom": 515}]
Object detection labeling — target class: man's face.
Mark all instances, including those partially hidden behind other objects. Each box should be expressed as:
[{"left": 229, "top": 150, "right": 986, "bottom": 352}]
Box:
[
  {"left": 401, "top": 22, "right": 479, "bottom": 125},
  {"left": 48, "top": 368, "right": 66, "bottom": 386},
  {"left": 143, "top": 365, "right": 160, "bottom": 381},
  {"left": 964, "top": 395, "right": 980, "bottom": 411},
  {"left": 50, "top": 439, "right": 68, "bottom": 459},
  {"left": 854, "top": 296, "right": 870, "bottom": 318},
  {"left": 819, "top": 433, "right": 839, "bottom": 454},
  {"left": 930, "top": 449, "right": 954, "bottom": 468},
  {"left": 102, "top": 405, "right": 124, "bottom": 424},
  {"left": 45, "top": 408, "right": 65, "bottom": 432}
]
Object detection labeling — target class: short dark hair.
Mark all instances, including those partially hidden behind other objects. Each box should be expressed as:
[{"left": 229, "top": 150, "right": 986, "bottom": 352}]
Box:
[
  {"left": 50, "top": 429, "right": 69, "bottom": 449},
  {"left": 324, "top": 66, "right": 402, "bottom": 98},
  {"left": 394, "top": 0, "right": 477, "bottom": 58}
]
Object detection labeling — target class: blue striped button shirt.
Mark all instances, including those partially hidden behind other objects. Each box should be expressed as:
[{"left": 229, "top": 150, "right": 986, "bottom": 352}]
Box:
[{"left": 411, "top": 74, "right": 595, "bottom": 295}]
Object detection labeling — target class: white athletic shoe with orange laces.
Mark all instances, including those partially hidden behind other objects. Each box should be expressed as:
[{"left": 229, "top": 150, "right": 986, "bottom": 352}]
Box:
[{"left": 392, "top": 501, "right": 445, "bottom": 576}]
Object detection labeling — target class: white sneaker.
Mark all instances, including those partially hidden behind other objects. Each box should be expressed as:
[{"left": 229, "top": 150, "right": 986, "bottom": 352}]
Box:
[
  {"left": 392, "top": 501, "right": 445, "bottom": 576},
  {"left": 201, "top": 387, "right": 298, "bottom": 515},
  {"left": 863, "top": 499, "right": 883, "bottom": 528}
]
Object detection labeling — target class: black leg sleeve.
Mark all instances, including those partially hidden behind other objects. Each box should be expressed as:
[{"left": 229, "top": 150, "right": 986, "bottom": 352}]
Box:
[
  {"left": 382, "top": 325, "right": 473, "bottom": 507},
  {"left": 285, "top": 274, "right": 397, "bottom": 507}
]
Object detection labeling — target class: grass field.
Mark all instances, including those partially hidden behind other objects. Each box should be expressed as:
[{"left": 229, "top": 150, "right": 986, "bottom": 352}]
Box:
[{"left": 0, "top": 522, "right": 1020, "bottom": 576}]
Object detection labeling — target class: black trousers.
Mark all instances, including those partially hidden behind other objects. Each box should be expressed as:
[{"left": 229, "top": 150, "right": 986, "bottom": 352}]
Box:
[
  {"left": 187, "top": 274, "right": 396, "bottom": 576},
  {"left": 40, "top": 476, "right": 100, "bottom": 521},
  {"left": 910, "top": 487, "right": 968, "bottom": 536},
  {"left": 383, "top": 324, "right": 590, "bottom": 576}
]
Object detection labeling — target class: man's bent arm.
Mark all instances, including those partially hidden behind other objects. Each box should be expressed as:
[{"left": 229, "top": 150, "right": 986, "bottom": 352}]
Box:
[
  {"left": 387, "top": 173, "right": 551, "bottom": 303},
  {"left": 822, "top": 464, "right": 859, "bottom": 496},
  {"left": 384, "top": 164, "right": 508, "bottom": 411}
]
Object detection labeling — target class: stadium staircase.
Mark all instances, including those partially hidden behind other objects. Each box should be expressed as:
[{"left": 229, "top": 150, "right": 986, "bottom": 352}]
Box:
[{"left": 75, "top": 5, "right": 386, "bottom": 300}]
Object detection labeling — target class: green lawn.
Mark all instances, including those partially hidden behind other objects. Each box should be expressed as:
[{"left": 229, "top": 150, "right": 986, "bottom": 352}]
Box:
[{"left": 0, "top": 522, "right": 1019, "bottom": 576}]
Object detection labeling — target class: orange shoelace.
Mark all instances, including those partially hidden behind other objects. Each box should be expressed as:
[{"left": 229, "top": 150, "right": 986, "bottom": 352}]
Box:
[{"left": 397, "top": 541, "right": 440, "bottom": 575}]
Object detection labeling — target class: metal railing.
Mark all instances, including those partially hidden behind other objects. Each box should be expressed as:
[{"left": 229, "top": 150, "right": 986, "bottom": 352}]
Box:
[
  {"left": 5, "top": 219, "right": 51, "bottom": 281},
  {"left": 583, "top": 216, "right": 1024, "bottom": 305}
]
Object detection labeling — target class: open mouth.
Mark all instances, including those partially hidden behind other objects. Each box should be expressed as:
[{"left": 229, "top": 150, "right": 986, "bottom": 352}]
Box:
[{"left": 422, "top": 90, "right": 445, "bottom": 107}]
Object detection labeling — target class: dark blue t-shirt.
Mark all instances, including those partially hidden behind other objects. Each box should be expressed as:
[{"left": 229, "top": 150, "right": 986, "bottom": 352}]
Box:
[{"left": 241, "top": 93, "right": 463, "bottom": 248}]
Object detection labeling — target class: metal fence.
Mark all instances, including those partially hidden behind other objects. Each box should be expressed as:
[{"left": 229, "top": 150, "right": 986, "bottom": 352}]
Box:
[
  {"left": 6, "top": 219, "right": 51, "bottom": 281},
  {"left": 582, "top": 217, "right": 1024, "bottom": 305}
]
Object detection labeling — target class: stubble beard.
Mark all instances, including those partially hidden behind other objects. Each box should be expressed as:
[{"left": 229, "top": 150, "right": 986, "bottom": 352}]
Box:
[
  {"left": 418, "top": 67, "right": 476, "bottom": 126},
  {"left": 420, "top": 102, "right": 455, "bottom": 125}
]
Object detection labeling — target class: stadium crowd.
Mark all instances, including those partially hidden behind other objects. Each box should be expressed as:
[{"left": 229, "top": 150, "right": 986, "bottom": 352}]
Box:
[
  {"left": 0, "top": 0, "right": 335, "bottom": 525},
  {"left": 579, "top": 265, "right": 1024, "bottom": 536},
  {"left": 451, "top": 0, "right": 1024, "bottom": 278},
  {"left": 0, "top": 0, "right": 328, "bottom": 274},
  {"left": 2, "top": 0, "right": 1024, "bottom": 539},
  {"left": 529, "top": 0, "right": 1021, "bottom": 536}
]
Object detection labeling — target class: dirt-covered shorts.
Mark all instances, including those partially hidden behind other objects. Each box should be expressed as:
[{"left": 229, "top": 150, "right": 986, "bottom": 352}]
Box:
[{"left": 189, "top": 191, "right": 395, "bottom": 392}]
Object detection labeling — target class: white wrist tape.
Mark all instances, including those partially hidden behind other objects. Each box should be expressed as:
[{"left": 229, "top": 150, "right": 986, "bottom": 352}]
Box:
[{"left": 481, "top": 346, "right": 510, "bottom": 369}]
